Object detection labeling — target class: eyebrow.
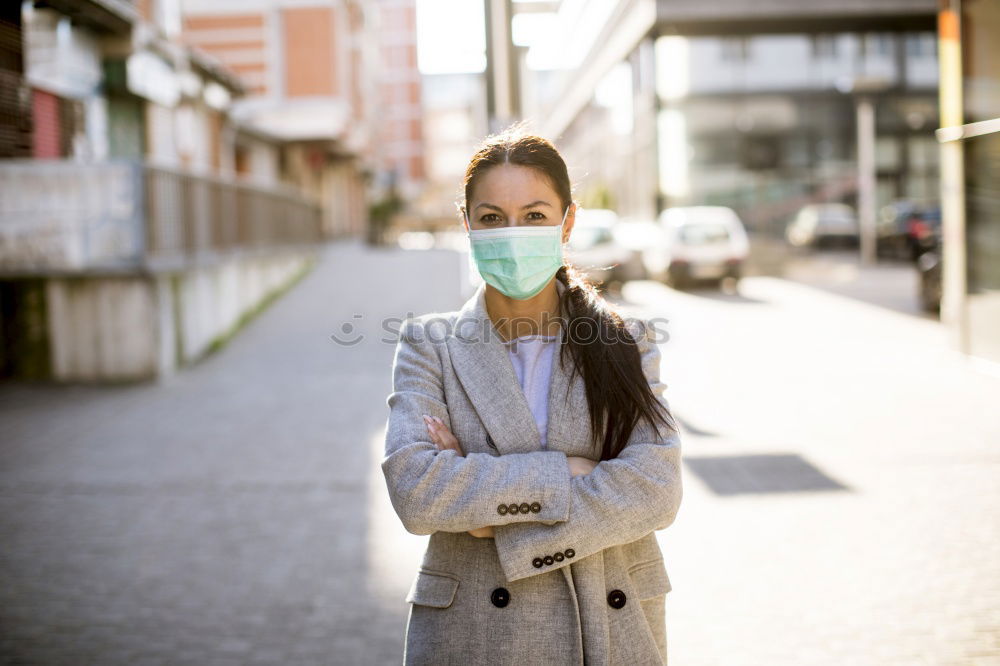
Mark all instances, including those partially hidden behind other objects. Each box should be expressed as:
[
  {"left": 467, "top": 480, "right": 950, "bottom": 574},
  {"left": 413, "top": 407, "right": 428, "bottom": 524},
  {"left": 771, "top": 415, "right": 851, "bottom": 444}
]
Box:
[{"left": 474, "top": 200, "right": 552, "bottom": 212}]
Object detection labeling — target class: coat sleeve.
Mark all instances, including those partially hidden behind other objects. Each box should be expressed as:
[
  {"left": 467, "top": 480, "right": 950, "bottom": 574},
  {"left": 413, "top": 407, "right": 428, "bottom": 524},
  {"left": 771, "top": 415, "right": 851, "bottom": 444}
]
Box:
[
  {"left": 381, "top": 318, "right": 573, "bottom": 536},
  {"left": 491, "top": 318, "right": 683, "bottom": 583}
]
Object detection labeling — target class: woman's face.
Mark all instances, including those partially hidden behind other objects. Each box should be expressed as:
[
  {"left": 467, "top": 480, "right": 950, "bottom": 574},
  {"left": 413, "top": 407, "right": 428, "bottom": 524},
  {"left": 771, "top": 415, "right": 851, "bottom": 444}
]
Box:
[{"left": 464, "top": 164, "right": 575, "bottom": 242}]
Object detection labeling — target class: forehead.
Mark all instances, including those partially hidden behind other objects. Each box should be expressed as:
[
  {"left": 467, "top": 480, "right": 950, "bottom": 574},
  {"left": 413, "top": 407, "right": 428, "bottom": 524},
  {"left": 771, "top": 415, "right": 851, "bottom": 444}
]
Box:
[{"left": 470, "top": 164, "right": 557, "bottom": 207}]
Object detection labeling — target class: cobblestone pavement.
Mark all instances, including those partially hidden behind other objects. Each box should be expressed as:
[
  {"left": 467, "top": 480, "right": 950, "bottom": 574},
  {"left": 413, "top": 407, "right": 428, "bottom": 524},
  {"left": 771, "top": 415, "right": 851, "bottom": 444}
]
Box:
[
  {"left": 0, "top": 239, "right": 465, "bottom": 666},
  {"left": 614, "top": 273, "right": 1000, "bottom": 666},
  {"left": 2, "top": 240, "right": 998, "bottom": 666}
]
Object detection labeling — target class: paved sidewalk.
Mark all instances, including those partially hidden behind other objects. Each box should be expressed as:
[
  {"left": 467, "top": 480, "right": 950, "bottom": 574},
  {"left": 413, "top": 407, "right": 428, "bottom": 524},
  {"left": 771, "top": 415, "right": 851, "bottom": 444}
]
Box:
[
  {"left": 2, "top": 240, "right": 997, "bottom": 665},
  {"left": 0, "top": 239, "right": 466, "bottom": 666},
  {"left": 616, "top": 276, "right": 1000, "bottom": 666}
]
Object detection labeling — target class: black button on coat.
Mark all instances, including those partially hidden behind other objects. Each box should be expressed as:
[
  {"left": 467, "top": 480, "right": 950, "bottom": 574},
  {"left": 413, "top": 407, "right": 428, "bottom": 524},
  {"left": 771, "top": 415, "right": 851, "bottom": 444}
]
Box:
[
  {"left": 607, "top": 589, "right": 627, "bottom": 609},
  {"left": 491, "top": 587, "right": 510, "bottom": 608}
]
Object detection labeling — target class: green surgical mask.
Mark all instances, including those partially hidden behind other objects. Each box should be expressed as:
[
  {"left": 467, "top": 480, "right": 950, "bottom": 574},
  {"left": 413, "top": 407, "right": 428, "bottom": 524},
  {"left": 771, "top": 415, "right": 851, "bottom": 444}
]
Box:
[{"left": 465, "top": 205, "right": 569, "bottom": 300}]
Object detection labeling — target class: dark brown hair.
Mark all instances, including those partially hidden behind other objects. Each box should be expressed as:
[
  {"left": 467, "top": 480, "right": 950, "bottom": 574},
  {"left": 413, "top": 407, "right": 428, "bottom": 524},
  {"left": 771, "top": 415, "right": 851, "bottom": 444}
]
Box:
[{"left": 461, "top": 121, "right": 678, "bottom": 460}]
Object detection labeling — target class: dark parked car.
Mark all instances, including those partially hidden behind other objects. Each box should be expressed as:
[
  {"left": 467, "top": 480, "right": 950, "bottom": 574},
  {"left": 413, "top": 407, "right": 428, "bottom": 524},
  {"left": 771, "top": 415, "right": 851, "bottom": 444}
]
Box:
[
  {"left": 878, "top": 201, "right": 941, "bottom": 261},
  {"left": 877, "top": 200, "right": 919, "bottom": 259},
  {"left": 786, "top": 203, "right": 859, "bottom": 249},
  {"left": 916, "top": 229, "right": 942, "bottom": 314},
  {"left": 911, "top": 206, "right": 941, "bottom": 257}
]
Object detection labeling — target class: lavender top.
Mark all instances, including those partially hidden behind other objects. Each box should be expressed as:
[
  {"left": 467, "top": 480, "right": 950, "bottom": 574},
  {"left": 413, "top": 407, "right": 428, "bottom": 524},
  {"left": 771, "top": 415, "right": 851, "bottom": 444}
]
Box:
[{"left": 503, "top": 334, "right": 559, "bottom": 449}]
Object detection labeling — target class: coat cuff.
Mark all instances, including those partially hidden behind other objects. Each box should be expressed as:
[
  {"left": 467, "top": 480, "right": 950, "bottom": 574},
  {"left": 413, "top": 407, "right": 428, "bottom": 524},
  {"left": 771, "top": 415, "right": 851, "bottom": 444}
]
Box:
[
  {"left": 491, "top": 483, "right": 579, "bottom": 583},
  {"left": 489, "top": 450, "right": 572, "bottom": 526}
]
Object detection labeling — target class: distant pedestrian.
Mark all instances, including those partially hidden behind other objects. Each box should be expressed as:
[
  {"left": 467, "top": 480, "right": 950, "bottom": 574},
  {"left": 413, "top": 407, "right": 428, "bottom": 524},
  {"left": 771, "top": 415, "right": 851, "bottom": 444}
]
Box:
[{"left": 381, "top": 122, "right": 683, "bottom": 665}]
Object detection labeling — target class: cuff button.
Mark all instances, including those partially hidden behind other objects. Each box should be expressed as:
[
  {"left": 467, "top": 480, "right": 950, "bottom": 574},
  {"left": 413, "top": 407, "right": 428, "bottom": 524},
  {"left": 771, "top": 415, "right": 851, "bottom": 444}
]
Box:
[
  {"left": 507, "top": 503, "right": 520, "bottom": 514},
  {"left": 565, "top": 548, "right": 575, "bottom": 558},
  {"left": 553, "top": 552, "right": 564, "bottom": 562},
  {"left": 543, "top": 555, "right": 554, "bottom": 565},
  {"left": 518, "top": 502, "right": 530, "bottom": 514},
  {"left": 532, "top": 557, "right": 544, "bottom": 568},
  {"left": 497, "top": 504, "right": 508, "bottom": 515},
  {"left": 529, "top": 502, "right": 541, "bottom": 513}
]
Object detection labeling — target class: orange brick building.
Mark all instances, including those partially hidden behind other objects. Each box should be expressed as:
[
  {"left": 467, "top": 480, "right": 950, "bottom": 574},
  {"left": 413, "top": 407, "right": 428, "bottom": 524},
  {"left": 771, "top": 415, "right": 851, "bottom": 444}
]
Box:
[{"left": 181, "top": 0, "right": 425, "bottom": 236}]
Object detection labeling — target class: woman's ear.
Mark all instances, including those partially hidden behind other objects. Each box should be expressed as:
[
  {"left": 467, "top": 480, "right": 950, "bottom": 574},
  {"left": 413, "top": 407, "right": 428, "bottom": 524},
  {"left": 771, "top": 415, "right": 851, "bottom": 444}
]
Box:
[
  {"left": 460, "top": 206, "right": 470, "bottom": 232},
  {"left": 562, "top": 202, "right": 576, "bottom": 243}
]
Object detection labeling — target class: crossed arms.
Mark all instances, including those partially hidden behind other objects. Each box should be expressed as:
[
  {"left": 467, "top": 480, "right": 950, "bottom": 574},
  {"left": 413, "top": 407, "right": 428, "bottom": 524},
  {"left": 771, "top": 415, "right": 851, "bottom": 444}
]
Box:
[{"left": 380, "top": 318, "right": 683, "bottom": 583}]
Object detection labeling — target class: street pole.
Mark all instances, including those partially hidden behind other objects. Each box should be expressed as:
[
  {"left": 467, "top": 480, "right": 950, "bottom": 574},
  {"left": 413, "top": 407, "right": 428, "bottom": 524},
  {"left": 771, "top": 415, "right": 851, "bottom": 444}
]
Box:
[
  {"left": 856, "top": 95, "right": 877, "bottom": 266},
  {"left": 936, "top": 0, "right": 969, "bottom": 355},
  {"left": 483, "top": 0, "right": 519, "bottom": 132}
]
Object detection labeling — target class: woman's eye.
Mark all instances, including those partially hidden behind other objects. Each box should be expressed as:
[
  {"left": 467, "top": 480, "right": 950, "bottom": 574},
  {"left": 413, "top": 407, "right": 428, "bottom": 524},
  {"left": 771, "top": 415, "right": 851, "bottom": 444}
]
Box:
[{"left": 479, "top": 212, "right": 546, "bottom": 224}]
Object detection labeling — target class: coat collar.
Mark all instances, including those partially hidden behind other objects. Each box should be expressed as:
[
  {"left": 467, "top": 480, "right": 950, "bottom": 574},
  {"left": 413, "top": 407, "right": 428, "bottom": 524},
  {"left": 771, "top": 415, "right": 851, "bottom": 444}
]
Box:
[{"left": 445, "top": 278, "right": 582, "bottom": 456}]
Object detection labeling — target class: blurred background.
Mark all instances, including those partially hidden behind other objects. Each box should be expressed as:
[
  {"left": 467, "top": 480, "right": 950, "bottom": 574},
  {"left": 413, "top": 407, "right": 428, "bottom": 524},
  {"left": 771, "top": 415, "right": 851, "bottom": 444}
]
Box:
[{"left": 0, "top": 0, "right": 998, "bottom": 664}]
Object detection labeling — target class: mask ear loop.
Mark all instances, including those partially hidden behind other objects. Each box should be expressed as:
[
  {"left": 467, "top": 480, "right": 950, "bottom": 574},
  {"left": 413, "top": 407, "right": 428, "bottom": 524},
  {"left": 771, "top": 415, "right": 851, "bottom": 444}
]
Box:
[{"left": 558, "top": 204, "right": 570, "bottom": 244}]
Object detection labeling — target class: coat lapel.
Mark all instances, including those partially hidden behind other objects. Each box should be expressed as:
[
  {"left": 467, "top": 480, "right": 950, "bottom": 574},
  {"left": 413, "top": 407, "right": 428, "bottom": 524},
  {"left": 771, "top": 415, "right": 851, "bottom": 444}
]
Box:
[{"left": 445, "top": 280, "right": 584, "bottom": 457}]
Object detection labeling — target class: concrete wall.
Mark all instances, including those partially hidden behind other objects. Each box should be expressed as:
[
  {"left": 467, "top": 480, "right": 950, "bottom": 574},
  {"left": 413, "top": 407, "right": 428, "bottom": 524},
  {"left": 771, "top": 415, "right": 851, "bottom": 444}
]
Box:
[
  {"left": 45, "top": 249, "right": 317, "bottom": 382},
  {"left": 171, "top": 250, "right": 314, "bottom": 366},
  {"left": 47, "top": 275, "right": 160, "bottom": 380}
]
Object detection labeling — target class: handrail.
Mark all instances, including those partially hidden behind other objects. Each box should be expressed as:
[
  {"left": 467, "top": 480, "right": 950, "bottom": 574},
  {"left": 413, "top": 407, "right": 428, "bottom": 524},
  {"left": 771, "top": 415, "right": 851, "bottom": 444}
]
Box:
[
  {"left": 935, "top": 116, "right": 1000, "bottom": 142},
  {"left": 0, "top": 159, "right": 324, "bottom": 276}
]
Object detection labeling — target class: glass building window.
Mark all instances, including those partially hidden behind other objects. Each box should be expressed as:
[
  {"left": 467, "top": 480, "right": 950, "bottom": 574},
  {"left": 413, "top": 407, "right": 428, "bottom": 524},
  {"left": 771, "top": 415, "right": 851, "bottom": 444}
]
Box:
[
  {"left": 720, "top": 36, "right": 748, "bottom": 62},
  {"left": 904, "top": 33, "right": 937, "bottom": 58},
  {"left": 864, "top": 33, "right": 894, "bottom": 57},
  {"left": 811, "top": 34, "right": 838, "bottom": 59},
  {"left": 875, "top": 136, "right": 900, "bottom": 170}
]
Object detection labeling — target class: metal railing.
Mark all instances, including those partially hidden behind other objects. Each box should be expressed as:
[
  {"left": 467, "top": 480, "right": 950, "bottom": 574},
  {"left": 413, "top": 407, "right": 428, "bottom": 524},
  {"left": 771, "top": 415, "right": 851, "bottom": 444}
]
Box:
[
  {"left": 143, "top": 164, "right": 324, "bottom": 260},
  {"left": 0, "top": 159, "right": 324, "bottom": 275}
]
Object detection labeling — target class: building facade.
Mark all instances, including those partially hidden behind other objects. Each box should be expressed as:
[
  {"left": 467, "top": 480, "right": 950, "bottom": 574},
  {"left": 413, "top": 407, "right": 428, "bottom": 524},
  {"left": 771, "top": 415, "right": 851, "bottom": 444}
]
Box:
[
  {"left": 180, "top": 0, "right": 426, "bottom": 237},
  {"left": 522, "top": 0, "right": 938, "bottom": 231},
  {"left": 0, "top": 0, "right": 325, "bottom": 383}
]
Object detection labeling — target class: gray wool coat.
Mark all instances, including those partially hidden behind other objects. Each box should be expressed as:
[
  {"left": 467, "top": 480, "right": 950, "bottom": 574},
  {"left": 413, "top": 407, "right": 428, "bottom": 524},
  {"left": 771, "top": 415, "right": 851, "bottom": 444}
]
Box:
[{"left": 381, "top": 279, "right": 683, "bottom": 665}]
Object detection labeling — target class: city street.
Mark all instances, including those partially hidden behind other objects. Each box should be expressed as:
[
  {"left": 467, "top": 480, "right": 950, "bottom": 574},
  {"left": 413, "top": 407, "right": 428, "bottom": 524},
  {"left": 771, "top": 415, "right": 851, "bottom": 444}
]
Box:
[
  {"left": 619, "top": 260, "right": 1000, "bottom": 666},
  {"left": 1, "top": 239, "right": 998, "bottom": 665}
]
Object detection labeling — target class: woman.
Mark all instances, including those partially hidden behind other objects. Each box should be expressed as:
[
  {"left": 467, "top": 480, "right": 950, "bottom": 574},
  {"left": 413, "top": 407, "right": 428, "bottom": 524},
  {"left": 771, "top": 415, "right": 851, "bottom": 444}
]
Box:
[{"left": 381, "top": 125, "right": 683, "bottom": 665}]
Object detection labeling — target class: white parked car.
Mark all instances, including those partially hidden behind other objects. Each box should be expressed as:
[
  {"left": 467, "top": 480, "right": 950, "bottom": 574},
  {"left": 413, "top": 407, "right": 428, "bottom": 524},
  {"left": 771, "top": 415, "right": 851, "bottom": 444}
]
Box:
[
  {"left": 786, "top": 203, "right": 859, "bottom": 248},
  {"left": 565, "top": 208, "right": 645, "bottom": 287},
  {"left": 656, "top": 206, "right": 750, "bottom": 289},
  {"left": 612, "top": 218, "right": 668, "bottom": 279}
]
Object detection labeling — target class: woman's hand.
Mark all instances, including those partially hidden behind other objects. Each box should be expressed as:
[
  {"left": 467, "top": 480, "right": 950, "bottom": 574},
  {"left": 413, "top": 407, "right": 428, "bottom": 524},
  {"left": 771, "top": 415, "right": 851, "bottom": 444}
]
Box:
[
  {"left": 567, "top": 456, "right": 598, "bottom": 477},
  {"left": 424, "top": 415, "right": 492, "bottom": 538},
  {"left": 423, "top": 414, "right": 464, "bottom": 456}
]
